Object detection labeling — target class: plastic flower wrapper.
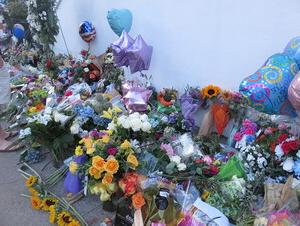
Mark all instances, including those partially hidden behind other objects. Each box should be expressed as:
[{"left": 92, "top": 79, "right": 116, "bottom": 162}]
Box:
[
  {"left": 122, "top": 80, "right": 152, "bottom": 112},
  {"left": 216, "top": 155, "right": 245, "bottom": 181}
]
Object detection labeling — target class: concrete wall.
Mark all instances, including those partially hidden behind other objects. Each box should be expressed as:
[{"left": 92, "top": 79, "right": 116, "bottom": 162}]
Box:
[{"left": 55, "top": 0, "right": 300, "bottom": 91}]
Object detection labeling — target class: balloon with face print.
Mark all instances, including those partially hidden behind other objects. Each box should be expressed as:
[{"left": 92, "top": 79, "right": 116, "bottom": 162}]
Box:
[{"left": 239, "top": 53, "right": 298, "bottom": 117}]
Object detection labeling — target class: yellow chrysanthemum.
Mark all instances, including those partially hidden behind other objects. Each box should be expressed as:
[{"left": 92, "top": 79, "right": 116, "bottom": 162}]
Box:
[
  {"left": 57, "top": 211, "right": 73, "bottom": 226},
  {"left": 42, "top": 197, "right": 58, "bottom": 211},
  {"left": 31, "top": 196, "right": 42, "bottom": 210},
  {"left": 69, "top": 161, "right": 78, "bottom": 174},
  {"left": 88, "top": 166, "right": 101, "bottom": 179},
  {"left": 28, "top": 188, "right": 39, "bottom": 196},
  {"left": 92, "top": 156, "right": 106, "bottom": 171},
  {"left": 120, "top": 140, "right": 131, "bottom": 150},
  {"left": 102, "top": 173, "right": 113, "bottom": 186},
  {"left": 101, "top": 135, "right": 110, "bottom": 144},
  {"left": 75, "top": 146, "right": 83, "bottom": 156},
  {"left": 26, "top": 176, "right": 37, "bottom": 187},
  {"left": 202, "top": 85, "right": 221, "bottom": 99},
  {"left": 49, "top": 205, "right": 56, "bottom": 224},
  {"left": 104, "top": 158, "right": 119, "bottom": 174},
  {"left": 68, "top": 219, "right": 81, "bottom": 226},
  {"left": 127, "top": 154, "right": 139, "bottom": 169}
]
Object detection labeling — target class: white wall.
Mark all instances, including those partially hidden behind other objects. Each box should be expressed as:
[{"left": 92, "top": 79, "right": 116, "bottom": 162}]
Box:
[{"left": 55, "top": 0, "right": 300, "bottom": 91}]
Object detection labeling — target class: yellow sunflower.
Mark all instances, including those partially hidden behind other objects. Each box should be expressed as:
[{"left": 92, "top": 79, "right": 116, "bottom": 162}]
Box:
[
  {"left": 31, "top": 196, "right": 42, "bottom": 210},
  {"left": 28, "top": 188, "right": 39, "bottom": 196},
  {"left": 68, "top": 219, "right": 81, "bottom": 226},
  {"left": 42, "top": 197, "right": 58, "bottom": 211},
  {"left": 25, "top": 176, "right": 37, "bottom": 187},
  {"left": 202, "top": 85, "right": 221, "bottom": 99},
  {"left": 49, "top": 205, "right": 56, "bottom": 224},
  {"left": 57, "top": 211, "right": 73, "bottom": 226}
]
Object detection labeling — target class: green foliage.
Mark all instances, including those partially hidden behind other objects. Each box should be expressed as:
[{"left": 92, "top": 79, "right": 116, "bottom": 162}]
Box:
[{"left": 6, "top": 0, "right": 28, "bottom": 30}]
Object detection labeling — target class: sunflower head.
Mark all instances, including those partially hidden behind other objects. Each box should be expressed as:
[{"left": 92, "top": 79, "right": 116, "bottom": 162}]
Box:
[
  {"left": 28, "top": 188, "right": 39, "bottom": 196},
  {"left": 49, "top": 205, "right": 56, "bottom": 224},
  {"left": 26, "top": 176, "right": 38, "bottom": 187},
  {"left": 42, "top": 197, "right": 58, "bottom": 211},
  {"left": 202, "top": 85, "right": 221, "bottom": 99},
  {"left": 57, "top": 211, "right": 73, "bottom": 226},
  {"left": 68, "top": 219, "right": 81, "bottom": 226},
  {"left": 31, "top": 196, "right": 42, "bottom": 210}
]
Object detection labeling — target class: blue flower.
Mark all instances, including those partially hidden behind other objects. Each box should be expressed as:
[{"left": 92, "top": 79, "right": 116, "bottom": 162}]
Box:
[
  {"left": 246, "top": 135, "right": 255, "bottom": 144},
  {"left": 92, "top": 116, "right": 111, "bottom": 127},
  {"left": 293, "top": 159, "right": 300, "bottom": 176},
  {"left": 74, "top": 104, "right": 95, "bottom": 118}
]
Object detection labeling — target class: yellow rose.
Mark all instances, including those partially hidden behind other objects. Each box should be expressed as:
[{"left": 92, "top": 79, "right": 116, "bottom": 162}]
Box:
[
  {"left": 86, "top": 147, "right": 95, "bottom": 155},
  {"left": 92, "top": 156, "right": 105, "bottom": 171},
  {"left": 69, "top": 161, "right": 78, "bottom": 174},
  {"left": 120, "top": 140, "right": 131, "bottom": 150},
  {"left": 127, "top": 154, "right": 139, "bottom": 169},
  {"left": 104, "top": 158, "right": 119, "bottom": 174},
  {"left": 102, "top": 173, "right": 113, "bottom": 186},
  {"left": 102, "top": 135, "right": 110, "bottom": 144}
]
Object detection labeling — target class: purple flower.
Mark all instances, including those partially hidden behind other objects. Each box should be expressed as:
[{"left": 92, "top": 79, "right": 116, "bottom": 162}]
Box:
[
  {"left": 234, "top": 132, "right": 243, "bottom": 141},
  {"left": 106, "top": 147, "right": 118, "bottom": 156},
  {"left": 160, "top": 143, "right": 174, "bottom": 156},
  {"left": 89, "top": 130, "right": 98, "bottom": 137}
]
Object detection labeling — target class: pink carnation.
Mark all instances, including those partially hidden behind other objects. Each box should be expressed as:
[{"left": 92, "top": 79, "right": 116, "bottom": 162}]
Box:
[
  {"left": 234, "top": 132, "right": 243, "bottom": 141},
  {"left": 106, "top": 147, "right": 118, "bottom": 156}
]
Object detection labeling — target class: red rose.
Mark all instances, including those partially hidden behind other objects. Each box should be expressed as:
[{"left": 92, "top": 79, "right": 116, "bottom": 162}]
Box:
[
  {"left": 277, "top": 134, "right": 289, "bottom": 144},
  {"left": 45, "top": 59, "right": 52, "bottom": 68},
  {"left": 281, "top": 142, "right": 291, "bottom": 154},
  {"left": 64, "top": 90, "right": 73, "bottom": 96},
  {"left": 288, "top": 140, "right": 299, "bottom": 151},
  {"left": 203, "top": 165, "right": 219, "bottom": 175}
]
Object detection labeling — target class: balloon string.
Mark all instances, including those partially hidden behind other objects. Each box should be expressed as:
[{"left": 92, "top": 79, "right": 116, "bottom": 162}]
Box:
[
  {"left": 88, "top": 43, "right": 91, "bottom": 53},
  {"left": 58, "top": 19, "right": 70, "bottom": 56}
]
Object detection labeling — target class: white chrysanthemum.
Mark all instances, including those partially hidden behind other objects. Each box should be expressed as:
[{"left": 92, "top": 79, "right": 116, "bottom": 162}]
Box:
[
  {"left": 177, "top": 163, "right": 187, "bottom": 171},
  {"left": 141, "top": 121, "right": 151, "bottom": 132},
  {"left": 170, "top": 155, "right": 181, "bottom": 164}
]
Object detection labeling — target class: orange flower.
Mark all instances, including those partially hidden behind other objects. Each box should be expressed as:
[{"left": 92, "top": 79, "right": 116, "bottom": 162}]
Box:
[
  {"left": 92, "top": 156, "right": 106, "bottom": 171},
  {"left": 102, "top": 173, "right": 113, "bottom": 186},
  {"left": 221, "top": 90, "right": 232, "bottom": 100},
  {"left": 104, "top": 158, "right": 119, "bottom": 174},
  {"left": 88, "top": 166, "right": 101, "bottom": 179},
  {"left": 127, "top": 154, "right": 139, "bottom": 169},
  {"left": 157, "top": 92, "right": 173, "bottom": 107},
  {"left": 35, "top": 103, "right": 45, "bottom": 111},
  {"left": 31, "top": 196, "right": 42, "bottom": 210},
  {"left": 132, "top": 192, "right": 145, "bottom": 209}
]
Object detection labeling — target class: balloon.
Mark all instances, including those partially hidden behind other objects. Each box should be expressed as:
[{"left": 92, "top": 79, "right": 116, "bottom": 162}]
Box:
[
  {"left": 125, "top": 35, "right": 153, "bottom": 73},
  {"left": 288, "top": 72, "right": 300, "bottom": 111},
  {"left": 239, "top": 53, "right": 298, "bottom": 117},
  {"left": 12, "top": 23, "right": 25, "bottom": 40},
  {"left": 284, "top": 36, "right": 300, "bottom": 67},
  {"left": 111, "top": 33, "right": 153, "bottom": 73},
  {"left": 111, "top": 31, "right": 134, "bottom": 67},
  {"left": 107, "top": 9, "right": 132, "bottom": 36},
  {"left": 79, "top": 21, "right": 96, "bottom": 43}
]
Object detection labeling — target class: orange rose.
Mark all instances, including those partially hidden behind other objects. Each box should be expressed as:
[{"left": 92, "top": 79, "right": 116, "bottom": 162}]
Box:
[
  {"left": 104, "top": 158, "right": 119, "bottom": 174},
  {"left": 132, "top": 192, "right": 145, "bottom": 209},
  {"left": 35, "top": 103, "right": 45, "bottom": 111},
  {"left": 102, "top": 173, "right": 113, "bottom": 186},
  {"left": 127, "top": 154, "right": 139, "bottom": 169},
  {"left": 92, "top": 156, "right": 106, "bottom": 171},
  {"left": 88, "top": 166, "right": 101, "bottom": 179}
]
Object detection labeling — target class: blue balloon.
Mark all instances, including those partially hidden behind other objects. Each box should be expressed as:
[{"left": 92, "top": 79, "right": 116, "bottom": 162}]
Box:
[
  {"left": 239, "top": 53, "right": 298, "bottom": 117},
  {"left": 79, "top": 21, "right": 96, "bottom": 43},
  {"left": 284, "top": 36, "right": 300, "bottom": 68},
  {"left": 107, "top": 8, "right": 133, "bottom": 36},
  {"left": 12, "top": 24, "right": 25, "bottom": 40}
]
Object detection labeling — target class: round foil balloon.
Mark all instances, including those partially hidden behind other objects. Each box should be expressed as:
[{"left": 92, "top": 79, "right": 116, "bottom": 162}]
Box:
[
  {"left": 107, "top": 9, "right": 132, "bottom": 36},
  {"left": 288, "top": 72, "right": 300, "bottom": 111},
  {"left": 239, "top": 53, "right": 298, "bottom": 117},
  {"left": 79, "top": 21, "right": 96, "bottom": 43},
  {"left": 284, "top": 36, "right": 300, "bottom": 67},
  {"left": 12, "top": 23, "right": 25, "bottom": 40}
]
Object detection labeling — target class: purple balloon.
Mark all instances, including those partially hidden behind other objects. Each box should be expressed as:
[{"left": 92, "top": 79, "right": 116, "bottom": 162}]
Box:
[
  {"left": 126, "top": 35, "right": 153, "bottom": 73},
  {"left": 111, "top": 31, "right": 134, "bottom": 67}
]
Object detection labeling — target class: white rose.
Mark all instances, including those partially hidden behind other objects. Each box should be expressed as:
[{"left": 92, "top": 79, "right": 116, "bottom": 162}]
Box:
[
  {"left": 130, "top": 118, "right": 142, "bottom": 131},
  {"left": 170, "top": 155, "right": 181, "bottom": 164},
  {"left": 140, "top": 114, "right": 148, "bottom": 122},
  {"left": 141, "top": 122, "right": 151, "bottom": 132},
  {"left": 282, "top": 158, "right": 294, "bottom": 173},
  {"left": 70, "top": 123, "right": 80, "bottom": 134},
  {"left": 177, "top": 163, "right": 187, "bottom": 171}
]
